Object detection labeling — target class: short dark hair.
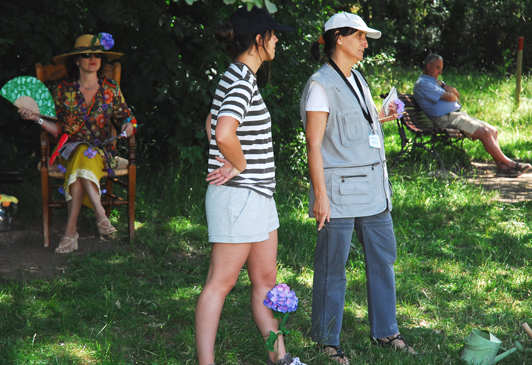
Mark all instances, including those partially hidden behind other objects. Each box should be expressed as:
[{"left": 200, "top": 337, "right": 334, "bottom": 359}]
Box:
[{"left": 423, "top": 53, "right": 443, "bottom": 70}]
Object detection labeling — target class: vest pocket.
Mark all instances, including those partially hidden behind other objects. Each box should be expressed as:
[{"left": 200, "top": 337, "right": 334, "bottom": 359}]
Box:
[
  {"left": 331, "top": 167, "right": 375, "bottom": 205},
  {"left": 339, "top": 111, "right": 364, "bottom": 147}
]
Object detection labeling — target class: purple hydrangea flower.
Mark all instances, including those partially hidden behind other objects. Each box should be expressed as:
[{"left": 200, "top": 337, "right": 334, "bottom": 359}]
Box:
[
  {"left": 84, "top": 147, "right": 97, "bottom": 159},
  {"left": 58, "top": 186, "right": 65, "bottom": 195},
  {"left": 100, "top": 33, "right": 115, "bottom": 50},
  {"left": 58, "top": 164, "right": 67, "bottom": 173},
  {"left": 263, "top": 283, "right": 299, "bottom": 313},
  {"left": 394, "top": 99, "right": 405, "bottom": 119}
]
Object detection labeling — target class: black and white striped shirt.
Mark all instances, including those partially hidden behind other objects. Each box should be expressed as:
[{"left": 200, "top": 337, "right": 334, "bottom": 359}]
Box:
[{"left": 208, "top": 63, "right": 275, "bottom": 198}]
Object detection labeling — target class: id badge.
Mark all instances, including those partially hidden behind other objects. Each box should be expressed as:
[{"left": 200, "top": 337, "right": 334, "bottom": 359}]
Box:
[{"left": 369, "top": 133, "right": 382, "bottom": 149}]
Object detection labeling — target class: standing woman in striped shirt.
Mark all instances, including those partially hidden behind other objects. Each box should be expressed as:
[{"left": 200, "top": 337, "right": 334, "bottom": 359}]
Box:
[{"left": 195, "top": 6, "right": 303, "bottom": 365}]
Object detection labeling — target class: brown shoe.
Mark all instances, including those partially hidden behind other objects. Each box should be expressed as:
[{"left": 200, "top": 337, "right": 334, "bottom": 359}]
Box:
[
  {"left": 514, "top": 162, "right": 532, "bottom": 173},
  {"left": 496, "top": 168, "right": 522, "bottom": 178}
]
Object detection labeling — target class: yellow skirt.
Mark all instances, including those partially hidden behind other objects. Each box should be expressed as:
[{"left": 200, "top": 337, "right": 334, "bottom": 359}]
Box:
[{"left": 60, "top": 144, "right": 106, "bottom": 210}]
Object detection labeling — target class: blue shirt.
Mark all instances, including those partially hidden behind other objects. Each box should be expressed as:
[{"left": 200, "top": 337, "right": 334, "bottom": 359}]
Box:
[{"left": 413, "top": 74, "right": 461, "bottom": 120}]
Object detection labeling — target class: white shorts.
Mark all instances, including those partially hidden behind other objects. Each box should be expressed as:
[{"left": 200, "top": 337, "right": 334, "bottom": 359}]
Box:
[{"left": 205, "top": 184, "right": 279, "bottom": 243}]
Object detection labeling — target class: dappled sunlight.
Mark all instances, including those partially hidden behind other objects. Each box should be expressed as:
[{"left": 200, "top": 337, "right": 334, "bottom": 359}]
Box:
[
  {"left": 172, "top": 287, "right": 201, "bottom": 301},
  {"left": 0, "top": 292, "right": 13, "bottom": 304},
  {"left": 8, "top": 337, "right": 100, "bottom": 364}
]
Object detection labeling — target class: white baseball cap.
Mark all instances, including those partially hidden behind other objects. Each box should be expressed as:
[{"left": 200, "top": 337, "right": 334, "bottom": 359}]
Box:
[{"left": 324, "top": 13, "right": 381, "bottom": 39}]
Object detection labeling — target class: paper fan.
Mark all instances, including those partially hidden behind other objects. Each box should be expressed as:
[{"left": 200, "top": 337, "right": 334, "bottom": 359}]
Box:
[{"left": 0, "top": 76, "right": 57, "bottom": 119}]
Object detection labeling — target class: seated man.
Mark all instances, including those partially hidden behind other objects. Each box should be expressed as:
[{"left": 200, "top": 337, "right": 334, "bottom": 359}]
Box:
[{"left": 413, "top": 53, "right": 531, "bottom": 177}]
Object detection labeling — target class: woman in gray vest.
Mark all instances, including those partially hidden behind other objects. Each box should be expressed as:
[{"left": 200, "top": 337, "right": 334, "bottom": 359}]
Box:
[{"left": 300, "top": 13, "right": 416, "bottom": 363}]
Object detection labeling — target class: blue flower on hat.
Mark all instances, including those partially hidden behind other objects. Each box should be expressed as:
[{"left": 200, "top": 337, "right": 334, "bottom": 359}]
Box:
[{"left": 100, "top": 33, "right": 115, "bottom": 50}]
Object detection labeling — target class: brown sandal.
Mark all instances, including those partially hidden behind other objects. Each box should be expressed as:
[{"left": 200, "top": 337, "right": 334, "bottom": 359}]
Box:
[
  {"left": 55, "top": 233, "right": 79, "bottom": 254},
  {"left": 318, "top": 344, "right": 350, "bottom": 364},
  {"left": 514, "top": 162, "right": 532, "bottom": 173},
  {"left": 372, "top": 333, "right": 417, "bottom": 355}
]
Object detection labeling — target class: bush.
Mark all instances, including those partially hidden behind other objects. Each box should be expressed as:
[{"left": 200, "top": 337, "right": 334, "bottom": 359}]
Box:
[{"left": 0, "top": 0, "right": 529, "bottom": 174}]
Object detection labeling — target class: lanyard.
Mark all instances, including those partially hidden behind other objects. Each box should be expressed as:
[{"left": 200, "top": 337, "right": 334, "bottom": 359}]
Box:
[{"left": 329, "top": 59, "right": 374, "bottom": 128}]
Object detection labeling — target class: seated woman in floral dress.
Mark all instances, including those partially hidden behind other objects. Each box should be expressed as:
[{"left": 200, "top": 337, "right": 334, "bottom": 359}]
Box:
[{"left": 19, "top": 33, "right": 138, "bottom": 253}]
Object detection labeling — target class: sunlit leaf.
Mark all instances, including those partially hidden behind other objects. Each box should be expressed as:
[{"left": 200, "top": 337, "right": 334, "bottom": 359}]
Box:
[{"left": 265, "top": 0, "right": 277, "bottom": 13}]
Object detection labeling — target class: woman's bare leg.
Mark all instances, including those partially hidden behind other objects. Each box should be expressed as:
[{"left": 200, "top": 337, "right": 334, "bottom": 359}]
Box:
[
  {"left": 64, "top": 179, "right": 84, "bottom": 238},
  {"left": 246, "top": 230, "right": 286, "bottom": 362},
  {"left": 195, "top": 242, "right": 253, "bottom": 365},
  {"left": 79, "top": 178, "right": 107, "bottom": 223}
]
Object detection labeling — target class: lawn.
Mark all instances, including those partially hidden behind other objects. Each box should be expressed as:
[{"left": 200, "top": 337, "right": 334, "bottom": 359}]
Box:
[{"left": 1, "top": 67, "right": 531, "bottom": 364}]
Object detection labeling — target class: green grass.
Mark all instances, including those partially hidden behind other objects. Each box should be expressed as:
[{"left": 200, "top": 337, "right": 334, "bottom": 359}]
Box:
[{"left": 1, "top": 68, "right": 532, "bottom": 364}]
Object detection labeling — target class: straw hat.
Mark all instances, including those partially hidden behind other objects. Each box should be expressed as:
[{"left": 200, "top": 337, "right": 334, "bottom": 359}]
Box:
[{"left": 53, "top": 34, "right": 123, "bottom": 65}]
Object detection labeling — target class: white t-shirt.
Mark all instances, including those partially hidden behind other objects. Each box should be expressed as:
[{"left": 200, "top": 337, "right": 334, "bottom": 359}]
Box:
[{"left": 305, "top": 72, "right": 368, "bottom": 112}]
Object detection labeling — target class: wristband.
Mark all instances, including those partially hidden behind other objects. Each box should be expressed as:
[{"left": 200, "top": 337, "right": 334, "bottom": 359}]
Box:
[{"left": 441, "top": 81, "right": 446, "bottom": 88}]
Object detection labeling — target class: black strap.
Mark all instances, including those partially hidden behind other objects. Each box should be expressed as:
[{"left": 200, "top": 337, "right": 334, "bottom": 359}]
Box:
[{"left": 329, "top": 58, "right": 373, "bottom": 127}]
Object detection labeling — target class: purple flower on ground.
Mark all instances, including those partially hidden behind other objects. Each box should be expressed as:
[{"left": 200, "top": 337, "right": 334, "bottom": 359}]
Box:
[
  {"left": 58, "top": 186, "right": 65, "bottom": 195},
  {"left": 263, "top": 283, "right": 299, "bottom": 313},
  {"left": 394, "top": 99, "right": 405, "bottom": 119},
  {"left": 84, "top": 147, "right": 97, "bottom": 159},
  {"left": 100, "top": 33, "right": 115, "bottom": 50},
  {"left": 58, "top": 164, "right": 67, "bottom": 173}
]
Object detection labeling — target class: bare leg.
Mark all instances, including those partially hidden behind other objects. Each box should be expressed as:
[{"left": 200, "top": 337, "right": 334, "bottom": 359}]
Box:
[
  {"left": 79, "top": 178, "right": 107, "bottom": 222},
  {"left": 196, "top": 242, "right": 253, "bottom": 365},
  {"left": 471, "top": 126, "right": 515, "bottom": 168},
  {"left": 246, "top": 230, "right": 286, "bottom": 362},
  {"left": 64, "top": 179, "right": 84, "bottom": 238}
]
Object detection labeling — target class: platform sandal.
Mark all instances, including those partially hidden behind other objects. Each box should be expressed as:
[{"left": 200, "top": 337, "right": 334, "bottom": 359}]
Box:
[
  {"left": 97, "top": 218, "right": 117, "bottom": 239},
  {"left": 55, "top": 233, "right": 79, "bottom": 254}
]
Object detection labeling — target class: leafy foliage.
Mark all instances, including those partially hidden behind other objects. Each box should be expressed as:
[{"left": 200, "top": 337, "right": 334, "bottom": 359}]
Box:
[
  {"left": 353, "top": 0, "right": 532, "bottom": 72},
  {"left": 0, "top": 0, "right": 529, "bottom": 173}
]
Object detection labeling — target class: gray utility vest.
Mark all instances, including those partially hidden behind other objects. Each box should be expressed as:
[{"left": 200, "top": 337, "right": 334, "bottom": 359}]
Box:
[{"left": 300, "top": 63, "right": 392, "bottom": 218}]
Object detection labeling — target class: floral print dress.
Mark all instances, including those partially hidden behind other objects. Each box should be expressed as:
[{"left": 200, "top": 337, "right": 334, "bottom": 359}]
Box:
[{"left": 52, "top": 78, "right": 137, "bottom": 208}]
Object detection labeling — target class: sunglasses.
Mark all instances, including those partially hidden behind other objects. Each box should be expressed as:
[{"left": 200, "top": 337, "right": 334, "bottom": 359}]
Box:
[{"left": 80, "top": 53, "right": 104, "bottom": 59}]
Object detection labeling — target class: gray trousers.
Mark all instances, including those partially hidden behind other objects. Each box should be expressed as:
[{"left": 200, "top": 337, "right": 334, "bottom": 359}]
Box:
[{"left": 311, "top": 209, "right": 399, "bottom": 345}]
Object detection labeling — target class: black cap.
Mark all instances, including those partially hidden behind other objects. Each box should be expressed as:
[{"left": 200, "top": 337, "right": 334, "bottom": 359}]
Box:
[{"left": 230, "top": 6, "right": 294, "bottom": 36}]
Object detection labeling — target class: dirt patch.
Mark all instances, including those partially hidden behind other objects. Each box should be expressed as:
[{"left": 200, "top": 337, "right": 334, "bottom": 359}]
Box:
[
  {"left": 465, "top": 161, "right": 532, "bottom": 203},
  {"left": 1, "top": 161, "right": 530, "bottom": 280},
  {"left": 0, "top": 216, "right": 121, "bottom": 280}
]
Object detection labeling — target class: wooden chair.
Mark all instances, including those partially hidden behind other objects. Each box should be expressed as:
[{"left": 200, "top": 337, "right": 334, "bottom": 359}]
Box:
[
  {"left": 36, "top": 62, "right": 136, "bottom": 247},
  {"left": 389, "top": 93, "right": 466, "bottom": 171}
]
